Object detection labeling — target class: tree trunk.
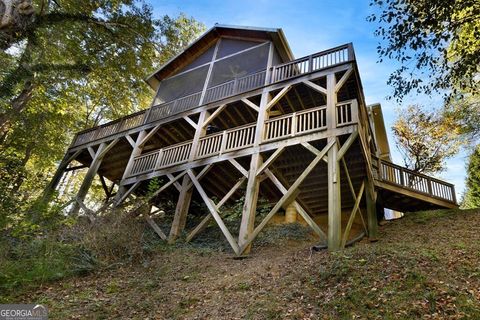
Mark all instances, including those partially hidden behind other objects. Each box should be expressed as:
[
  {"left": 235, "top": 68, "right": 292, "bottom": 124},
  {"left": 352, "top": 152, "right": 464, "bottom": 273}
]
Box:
[
  {"left": 11, "top": 142, "right": 33, "bottom": 193},
  {"left": 0, "top": 80, "right": 34, "bottom": 134}
]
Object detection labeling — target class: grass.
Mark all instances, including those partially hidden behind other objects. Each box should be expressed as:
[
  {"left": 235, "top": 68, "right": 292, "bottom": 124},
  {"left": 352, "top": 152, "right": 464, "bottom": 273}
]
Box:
[{"left": 3, "top": 208, "right": 480, "bottom": 319}]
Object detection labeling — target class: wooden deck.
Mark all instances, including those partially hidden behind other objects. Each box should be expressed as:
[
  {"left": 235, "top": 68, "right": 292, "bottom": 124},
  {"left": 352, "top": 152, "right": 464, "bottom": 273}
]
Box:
[{"left": 50, "top": 36, "right": 458, "bottom": 255}]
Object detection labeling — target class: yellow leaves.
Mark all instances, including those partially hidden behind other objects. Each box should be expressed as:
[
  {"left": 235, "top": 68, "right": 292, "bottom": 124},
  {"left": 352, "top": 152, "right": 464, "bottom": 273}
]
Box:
[{"left": 393, "top": 104, "right": 462, "bottom": 173}]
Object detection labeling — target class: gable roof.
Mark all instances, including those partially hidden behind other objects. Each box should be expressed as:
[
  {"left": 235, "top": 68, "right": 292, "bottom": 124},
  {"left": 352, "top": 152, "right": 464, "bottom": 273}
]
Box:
[{"left": 145, "top": 24, "right": 294, "bottom": 90}]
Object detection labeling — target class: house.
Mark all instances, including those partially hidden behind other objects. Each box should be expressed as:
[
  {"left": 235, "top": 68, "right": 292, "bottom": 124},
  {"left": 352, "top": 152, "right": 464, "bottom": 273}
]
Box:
[{"left": 46, "top": 25, "right": 457, "bottom": 255}]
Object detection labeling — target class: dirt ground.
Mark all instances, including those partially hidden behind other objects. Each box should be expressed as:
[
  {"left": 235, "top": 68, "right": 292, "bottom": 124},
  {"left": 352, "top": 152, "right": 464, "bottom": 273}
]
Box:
[{"left": 11, "top": 209, "right": 480, "bottom": 319}]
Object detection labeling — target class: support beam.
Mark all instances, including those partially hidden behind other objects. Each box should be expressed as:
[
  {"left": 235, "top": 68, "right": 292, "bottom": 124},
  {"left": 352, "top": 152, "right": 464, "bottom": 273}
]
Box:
[
  {"left": 337, "top": 130, "right": 359, "bottom": 161},
  {"left": 125, "top": 134, "right": 136, "bottom": 148},
  {"left": 327, "top": 72, "right": 342, "bottom": 251},
  {"left": 341, "top": 181, "right": 365, "bottom": 248},
  {"left": 341, "top": 158, "right": 368, "bottom": 233},
  {"left": 264, "top": 169, "right": 327, "bottom": 241},
  {"left": 228, "top": 158, "right": 248, "bottom": 177},
  {"left": 41, "top": 150, "right": 82, "bottom": 202},
  {"left": 166, "top": 173, "right": 182, "bottom": 192},
  {"left": 300, "top": 142, "right": 328, "bottom": 163},
  {"left": 70, "top": 143, "right": 107, "bottom": 215},
  {"left": 186, "top": 176, "right": 246, "bottom": 242},
  {"left": 256, "top": 146, "right": 285, "bottom": 176},
  {"left": 146, "top": 216, "right": 168, "bottom": 240},
  {"left": 238, "top": 153, "right": 263, "bottom": 252},
  {"left": 202, "top": 105, "right": 226, "bottom": 128},
  {"left": 187, "top": 170, "right": 240, "bottom": 255},
  {"left": 168, "top": 175, "right": 193, "bottom": 242},
  {"left": 265, "top": 85, "right": 291, "bottom": 111},
  {"left": 114, "top": 131, "right": 147, "bottom": 206},
  {"left": 335, "top": 67, "right": 353, "bottom": 93},
  {"left": 182, "top": 116, "right": 198, "bottom": 130},
  {"left": 116, "top": 181, "right": 140, "bottom": 205},
  {"left": 303, "top": 80, "right": 327, "bottom": 95},
  {"left": 138, "top": 125, "right": 162, "bottom": 148},
  {"left": 240, "top": 140, "right": 335, "bottom": 253},
  {"left": 241, "top": 98, "right": 260, "bottom": 113},
  {"left": 366, "top": 179, "right": 378, "bottom": 240}
]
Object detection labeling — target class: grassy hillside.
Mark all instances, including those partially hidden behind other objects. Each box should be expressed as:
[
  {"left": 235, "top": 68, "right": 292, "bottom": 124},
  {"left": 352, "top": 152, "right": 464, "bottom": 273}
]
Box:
[{"left": 4, "top": 209, "right": 480, "bottom": 319}]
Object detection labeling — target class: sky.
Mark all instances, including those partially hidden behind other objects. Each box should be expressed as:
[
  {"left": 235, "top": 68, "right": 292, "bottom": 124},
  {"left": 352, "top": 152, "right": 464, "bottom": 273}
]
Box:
[{"left": 151, "top": 0, "right": 468, "bottom": 198}]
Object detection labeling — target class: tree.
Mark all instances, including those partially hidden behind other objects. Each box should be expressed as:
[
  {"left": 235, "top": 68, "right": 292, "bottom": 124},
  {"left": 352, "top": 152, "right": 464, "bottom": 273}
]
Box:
[
  {"left": 392, "top": 105, "right": 461, "bottom": 173},
  {"left": 0, "top": 1, "right": 205, "bottom": 229},
  {"left": 463, "top": 146, "right": 480, "bottom": 208},
  {"left": 368, "top": 0, "right": 480, "bottom": 101}
]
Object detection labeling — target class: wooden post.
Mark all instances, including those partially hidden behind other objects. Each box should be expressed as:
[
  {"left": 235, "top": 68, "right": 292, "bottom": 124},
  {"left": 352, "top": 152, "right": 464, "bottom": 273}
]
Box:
[
  {"left": 366, "top": 179, "right": 378, "bottom": 240},
  {"left": 168, "top": 175, "right": 193, "bottom": 242},
  {"left": 285, "top": 202, "right": 298, "bottom": 223},
  {"left": 114, "top": 131, "right": 147, "bottom": 206},
  {"left": 70, "top": 143, "right": 107, "bottom": 215},
  {"left": 238, "top": 153, "right": 262, "bottom": 252},
  {"left": 41, "top": 150, "right": 82, "bottom": 203},
  {"left": 327, "top": 71, "right": 342, "bottom": 251},
  {"left": 169, "top": 110, "right": 210, "bottom": 242},
  {"left": 238, "top": 90, "right": 270, "bottom": 253}
]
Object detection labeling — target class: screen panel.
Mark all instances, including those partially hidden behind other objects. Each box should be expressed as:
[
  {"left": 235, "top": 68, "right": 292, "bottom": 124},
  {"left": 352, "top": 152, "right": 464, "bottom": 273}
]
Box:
[
  {"left": 216, "top": 38, "right": 265, "bottom": 59},
  {"left": 156, "top": 65, "right": 209, "bottom": 104},
  {"left": 176, "top": 43, "right": 216, "bottom": 74},
  {"left": 208, "top": 42, "right": 269, "bottom": 88}
]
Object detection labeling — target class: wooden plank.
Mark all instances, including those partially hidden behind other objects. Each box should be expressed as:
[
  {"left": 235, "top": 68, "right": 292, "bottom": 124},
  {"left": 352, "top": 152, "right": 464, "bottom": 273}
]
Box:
[
  {"left": 337, "top": 130, "right": 358, "bottom": 161},
  {"left": 228, "top": 158, "right": 248, "bottom": 177},
  {"left": 335, "top": 67, "right": 353, "bottom": 93},
  {"left": 341, "top": 157, "right": 367, "bottom": 233},
  {"left": 265, "top": 85, "right": 292, "bottom": 111},
  {"left": 186, "top": 176, "right": 246, "bottom": 242},
  {"left": 303, "top": 80, "right": 327, "bottom": 95},
  {"left": 183, "top": 116, "right": 198, "bottom": 130},
  {"left": 341, "top": 181, "right": 365, "bottom": 248},
  {"left": 240, "top": 140, "right": 335, "bottom": 253},
  {"left": 241, "top": 98, "right": 260, "bottom": 113},
  {"left": 264, "top": 169, "right": 327, "bottom": 241},
  {"left": 256, "top": 146, "right": 285, "bottom": 176},
  {"left": 125, "top": 134, "right": 136, "bottom": 147},
  {"left": 202, "top": 105, "right": 226, "bottom": 128},
  {"left": 300, "top": 142, "right": 328, "bottom": 163},
  {"left": 97, "top": 138, "right": 119, "bottom": 160},
  {"left": 145, "top": 216, "right": 167, "bottom": 240},
  {"left": 138, "top": 125, "right": 162, "bottom": 148},
  {"left": 187, "top": 170, "right": 240, "bottom": 255},
  {"left": 169, "top": 175, "right": 193, "bottom": 242}
]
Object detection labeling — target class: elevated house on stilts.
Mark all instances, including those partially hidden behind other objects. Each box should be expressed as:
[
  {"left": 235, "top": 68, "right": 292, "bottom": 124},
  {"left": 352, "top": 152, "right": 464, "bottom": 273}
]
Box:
[{"left": 46, "top": 25, "right": 458, "bottom": 255}]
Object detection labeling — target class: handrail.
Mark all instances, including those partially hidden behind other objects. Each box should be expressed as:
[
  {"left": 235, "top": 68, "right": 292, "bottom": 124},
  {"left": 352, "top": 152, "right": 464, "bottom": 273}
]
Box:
[
  {"left": 70, "top": 44, "right": 355, "bottom": 148},
  {"left": 378, "top": 159, "right": 456, "bottom": 203}
]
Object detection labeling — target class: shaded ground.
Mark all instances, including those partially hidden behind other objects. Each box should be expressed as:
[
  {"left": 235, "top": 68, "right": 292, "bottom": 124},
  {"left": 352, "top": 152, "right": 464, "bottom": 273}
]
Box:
[{"left": 7, "top": 209, "right": 480, "bottom": 319}]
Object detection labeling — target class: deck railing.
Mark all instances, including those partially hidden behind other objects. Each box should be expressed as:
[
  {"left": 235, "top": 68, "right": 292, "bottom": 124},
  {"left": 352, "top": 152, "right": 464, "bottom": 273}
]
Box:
[
  {"left": 147, "top": 91, "right": 202, "bottom": 123},
  {"left": 270, "top": 44, "right": 352, "bottom": 83},
  {"left": 127, "top": 101, "right": 358, "bottom": 177},
  {"left": 73, "top": 111, "right": 146, "bottom": 147},
  {"left": 203, "top": 70, "right": 266, "bottom": 104},
  {"left": 71, "top": 44, "right": 354, "bottom": 148},
  {"left": 378, "top": 160, "right": 456, "bottom": 204},
  {"left": 336, "top": 100, "right": 358, "bottom": 127}
]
